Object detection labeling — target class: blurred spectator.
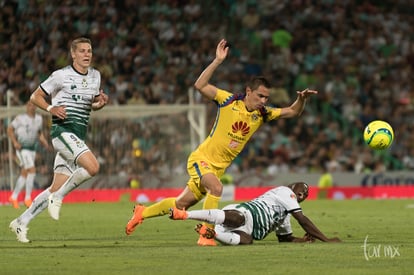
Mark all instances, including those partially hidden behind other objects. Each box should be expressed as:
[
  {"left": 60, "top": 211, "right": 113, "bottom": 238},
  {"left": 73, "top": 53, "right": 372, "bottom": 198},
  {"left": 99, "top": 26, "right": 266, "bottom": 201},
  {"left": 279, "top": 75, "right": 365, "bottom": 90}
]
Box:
[{"left": 1, "top": 0, "right": 413, "bottom": 188}]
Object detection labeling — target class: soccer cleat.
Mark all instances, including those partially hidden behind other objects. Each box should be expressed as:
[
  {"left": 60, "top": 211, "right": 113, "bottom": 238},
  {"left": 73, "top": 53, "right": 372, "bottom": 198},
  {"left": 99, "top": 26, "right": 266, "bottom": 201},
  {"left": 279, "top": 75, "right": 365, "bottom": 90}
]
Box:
[
  {"left": 197, "top": 235, "right": 217, "bottom": 246},
  {"left": 24, "top": 198, "right": 32, "bottom": 208},
  {"left": 9, "top": 196, "right": 19, "bottom": 209},
  {"left": 125, "top": 204, "right": 145, "bottom": 235},
  {"left": 168, "top": 207, "right": 188, "bottom": 220},
  {"left": 195, "top": 223, "right": 216, "bottom": 239},
  {"left": 48, "top": 194, "right": 62, "bottom": 220},
  {"left": 9, "top": 219, "right": 30, "bottom": 243}
]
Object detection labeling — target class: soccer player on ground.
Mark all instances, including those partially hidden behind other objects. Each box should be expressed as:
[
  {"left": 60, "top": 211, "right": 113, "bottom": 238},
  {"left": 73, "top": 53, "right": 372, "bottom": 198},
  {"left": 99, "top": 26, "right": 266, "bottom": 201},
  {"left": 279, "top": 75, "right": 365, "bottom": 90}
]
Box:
[
  {"left": 170, "top": 182, "right": 341, "bottom": 245},
  {"left": 126, "top": 39, "right": 318, "bottom": 246},
  {"left": 9, "top": 37, "right": 108, "bottom": 243},
  {"left": 7, "top": 101, "right": 51, "bottom": 209}
]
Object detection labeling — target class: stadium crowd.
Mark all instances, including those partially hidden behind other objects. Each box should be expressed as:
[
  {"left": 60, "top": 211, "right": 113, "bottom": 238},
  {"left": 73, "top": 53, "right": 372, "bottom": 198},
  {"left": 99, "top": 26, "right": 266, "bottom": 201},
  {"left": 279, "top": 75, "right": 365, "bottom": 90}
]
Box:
[{"left": 1, "top": 0, "right": 413, "bottom": 188}]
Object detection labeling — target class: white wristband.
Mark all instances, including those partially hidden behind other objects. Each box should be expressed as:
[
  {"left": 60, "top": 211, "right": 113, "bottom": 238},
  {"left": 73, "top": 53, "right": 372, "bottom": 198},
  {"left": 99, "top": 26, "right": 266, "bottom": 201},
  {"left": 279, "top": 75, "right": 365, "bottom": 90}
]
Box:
[{"left": 46, "top": 105, "right": 53, "bottom": 112}]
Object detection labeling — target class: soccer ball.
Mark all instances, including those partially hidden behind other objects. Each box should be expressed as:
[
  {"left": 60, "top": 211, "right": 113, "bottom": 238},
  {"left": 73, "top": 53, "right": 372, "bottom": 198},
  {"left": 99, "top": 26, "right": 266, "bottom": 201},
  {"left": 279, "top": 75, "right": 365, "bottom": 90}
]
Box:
[{"left": 363, "top": 120, "right": 394, "bottom": 150}]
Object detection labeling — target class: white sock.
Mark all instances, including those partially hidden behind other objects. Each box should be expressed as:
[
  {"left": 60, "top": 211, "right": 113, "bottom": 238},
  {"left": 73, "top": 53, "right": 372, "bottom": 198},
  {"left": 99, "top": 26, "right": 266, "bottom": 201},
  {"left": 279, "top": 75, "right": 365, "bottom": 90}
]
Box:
[
  {"left": 19, "top": 189, "right": 51, "bottom": 225},
  {"left": 11, "top": 176, "right": 26, "bottom": 199},
  {"left": 215, "top": 225, "right": 241, "bottom": 245},
  {"left": 187, "top": 209, "right": 225, "bottom": 224},
  {"left": 25, "top": 173, "right": 35, "bottom": 199},
  {"left": 54, "top": 168, "right": 92, "bottom": 200}
]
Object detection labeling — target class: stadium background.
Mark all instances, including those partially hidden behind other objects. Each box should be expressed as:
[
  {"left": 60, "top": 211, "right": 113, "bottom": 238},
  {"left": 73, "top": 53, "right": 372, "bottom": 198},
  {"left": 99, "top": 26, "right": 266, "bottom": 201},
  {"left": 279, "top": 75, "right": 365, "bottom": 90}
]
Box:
[{"left": 1, "top": 1, "right": 413, "bottom": 202}]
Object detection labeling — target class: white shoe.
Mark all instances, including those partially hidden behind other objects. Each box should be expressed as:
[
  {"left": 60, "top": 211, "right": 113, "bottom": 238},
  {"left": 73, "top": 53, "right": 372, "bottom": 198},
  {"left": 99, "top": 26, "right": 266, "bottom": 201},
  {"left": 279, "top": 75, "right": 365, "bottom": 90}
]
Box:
[
  {"left": 9, "top": 219, "right": 30, "bottom": 243},
  {"left": 48, "top": 194, "right": 62, "bottom": 220}
]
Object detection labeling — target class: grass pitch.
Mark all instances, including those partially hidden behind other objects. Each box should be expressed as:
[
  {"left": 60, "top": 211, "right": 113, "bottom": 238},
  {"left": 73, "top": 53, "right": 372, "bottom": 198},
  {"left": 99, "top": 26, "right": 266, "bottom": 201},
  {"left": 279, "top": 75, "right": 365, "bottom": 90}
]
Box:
[{"left": 1, "top": 197, "right": 413, "bottom": 275}]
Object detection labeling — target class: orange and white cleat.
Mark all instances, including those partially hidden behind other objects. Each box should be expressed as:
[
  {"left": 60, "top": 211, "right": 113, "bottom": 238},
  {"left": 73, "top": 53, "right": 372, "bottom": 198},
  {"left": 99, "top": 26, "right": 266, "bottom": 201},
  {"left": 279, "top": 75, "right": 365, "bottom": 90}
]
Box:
[
  {"left": 24, "top": 198, "right": 32, "bottom": 208},
  {"left": 9, "top": 196, "right": 19, "bottom": 209},
  {"left": 197, "top": 235, "right": 217, "bottom": 246},
  {"left": 125, "top": 204, "right": 145, "bottom": 235},
  {"left": 168, "top": 207, "right": 188, "bottom": 220},
  {"left": 195, "top": 224, "right": 217, "bottom": 246}
]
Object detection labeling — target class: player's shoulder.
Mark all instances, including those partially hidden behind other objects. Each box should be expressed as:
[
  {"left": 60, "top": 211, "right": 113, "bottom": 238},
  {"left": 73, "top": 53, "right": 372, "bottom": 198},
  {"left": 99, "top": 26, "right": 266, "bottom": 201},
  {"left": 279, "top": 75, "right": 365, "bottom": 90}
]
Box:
[
  {"left": 272, "top": 186, "right": 295, "bottom": 197},
  {"left": 34, "top": 113, "right": 43, "bottom": 121},
  {"left": 215, "top": 88, "right": 234, "bottom": 101},
  {"left": 88, "top": 67, "right": 101, "bottom": 77},
  {"left": 50, "top": 65, "right": 71, "bottom": 78},
  {"left": 274, "top": 185, "right": 291, "bottom": 192},
  {"left": 57, "top": 65, "right": 72, "bottom": 73}
]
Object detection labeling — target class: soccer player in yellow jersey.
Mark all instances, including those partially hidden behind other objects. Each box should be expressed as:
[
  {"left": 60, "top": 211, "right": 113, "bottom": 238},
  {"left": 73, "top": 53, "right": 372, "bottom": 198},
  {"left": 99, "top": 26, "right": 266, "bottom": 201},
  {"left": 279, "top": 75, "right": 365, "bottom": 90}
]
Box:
[{"left": 126, "top": 39, "right": 318, "bottom": 246}]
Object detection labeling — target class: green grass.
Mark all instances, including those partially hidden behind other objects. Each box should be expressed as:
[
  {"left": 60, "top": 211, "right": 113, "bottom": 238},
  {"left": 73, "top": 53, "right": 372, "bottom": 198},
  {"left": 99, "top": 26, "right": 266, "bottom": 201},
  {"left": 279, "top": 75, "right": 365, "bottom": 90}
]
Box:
[{"left": 1, "top": 198, "right": 413, "bottom": 275}]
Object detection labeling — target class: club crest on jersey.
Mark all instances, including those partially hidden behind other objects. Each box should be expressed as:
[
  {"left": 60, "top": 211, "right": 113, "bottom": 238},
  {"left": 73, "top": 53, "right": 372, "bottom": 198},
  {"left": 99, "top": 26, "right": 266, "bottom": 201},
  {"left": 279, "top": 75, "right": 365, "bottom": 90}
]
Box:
[
  {"left": 290, "top": 193, "right": 297, "bottom": 199},
  {"left": 200, "top": 161, "right": 210, "bottom": 169},
  {"left": 232, "top": 121, "right": 250, "bottom": 136},
  {"left": 252, "top": 114, "right": 259, "bottom": 121},
  {"left": 229, "top": 140, "right": 240, "bottom": 149}
]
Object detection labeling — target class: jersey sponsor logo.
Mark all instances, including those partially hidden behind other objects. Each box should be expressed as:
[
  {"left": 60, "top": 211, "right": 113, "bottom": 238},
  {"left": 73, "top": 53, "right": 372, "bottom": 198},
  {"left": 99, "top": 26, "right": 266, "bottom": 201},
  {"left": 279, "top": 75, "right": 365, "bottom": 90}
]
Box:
[
  {"left": 231, "top": 121, "right": 250, "bottom": 136},
  {"left": 72, "top": 94, "right": 93, "bottom": 102}
]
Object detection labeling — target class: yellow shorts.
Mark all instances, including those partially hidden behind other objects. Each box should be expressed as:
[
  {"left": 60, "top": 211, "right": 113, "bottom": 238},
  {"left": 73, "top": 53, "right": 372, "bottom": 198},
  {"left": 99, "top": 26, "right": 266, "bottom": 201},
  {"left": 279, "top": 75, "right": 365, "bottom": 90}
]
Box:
[{"left": 186, "top": 152, "right": 226, "bottom": 201}]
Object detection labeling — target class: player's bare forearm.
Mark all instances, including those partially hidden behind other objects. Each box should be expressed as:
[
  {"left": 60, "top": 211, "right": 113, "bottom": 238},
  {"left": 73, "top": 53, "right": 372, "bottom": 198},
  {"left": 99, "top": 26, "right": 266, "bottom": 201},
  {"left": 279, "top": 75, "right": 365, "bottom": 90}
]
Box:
[
  {"left": 280, "top": 88, "right": 318, "bottom": 118},
  {"left": 92, "top": 90, "right": 108, "bottom": 111},
  {"left": 30, "top": 88, "right": 50, "bottom": 111},
  {"left": 193, "top": 60, "right": 221, "bottom": 99},
  {"left": 7, "top": 127, "right": 20, "bottom": 149},
  {"left": 277, "top": 233, "right": 314, "bottom": 243},
  {"left": 293, "top": 212, "right": 332, "bottom": 242},
  {"left": 194, "top": 39, "right": 229, "bottom": 99},
  {"left": 39, "top": 133, "right": 51, "bottom": 151}
]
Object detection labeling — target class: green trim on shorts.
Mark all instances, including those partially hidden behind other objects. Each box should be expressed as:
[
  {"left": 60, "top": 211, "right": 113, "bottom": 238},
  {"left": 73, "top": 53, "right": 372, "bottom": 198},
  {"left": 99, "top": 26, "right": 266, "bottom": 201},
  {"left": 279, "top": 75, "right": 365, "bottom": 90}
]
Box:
[{"left": 58, "top": 134, "right": 74, "bottom": 154}]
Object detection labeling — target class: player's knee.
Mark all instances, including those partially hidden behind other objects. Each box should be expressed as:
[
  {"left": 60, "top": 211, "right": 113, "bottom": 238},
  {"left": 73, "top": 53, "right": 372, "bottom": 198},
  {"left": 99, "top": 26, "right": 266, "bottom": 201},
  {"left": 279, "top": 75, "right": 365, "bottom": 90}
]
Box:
[
  {"left": 204, "top": 179, "right": 222, "bottom": 196},
  {"left": 81, "top": 161, "right": 99, "bottom": 176},
  {"left": 210, "top": 183, "right": 223, "bottom": 196},
  {"left": 87, "top": 163, "right": 100, "bottom": 176},
  {"left": 201, "top": 174, "right": 223, "bottom": 196},
  {"left": 223, "top": 210, "right": 245, "bottom": 227}
]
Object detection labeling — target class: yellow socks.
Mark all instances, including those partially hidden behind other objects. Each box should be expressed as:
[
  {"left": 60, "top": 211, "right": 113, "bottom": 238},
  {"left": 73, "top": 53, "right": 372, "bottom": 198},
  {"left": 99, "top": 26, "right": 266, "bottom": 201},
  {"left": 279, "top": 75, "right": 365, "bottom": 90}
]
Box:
[
  {"left": 142, "top": 197, "right": 176, "bottom": 218},
  {"left": 140, "top": 193, "right": 221, "bottom": 223},
  {"left": 202, "top": 193, "right": 221, "bottom": 228}
]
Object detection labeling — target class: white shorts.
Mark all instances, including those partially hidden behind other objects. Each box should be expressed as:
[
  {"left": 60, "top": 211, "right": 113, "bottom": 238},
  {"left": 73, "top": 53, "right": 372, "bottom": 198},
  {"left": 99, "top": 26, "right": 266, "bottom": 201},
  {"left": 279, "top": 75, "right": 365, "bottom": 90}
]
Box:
[
  {"left": 275, "top": 214, "right": 293, "bottom": 236},
  {"left": 52, "top": 132, "right": 90, "bottom": 176},
  {"left": 215, "top": 204, "right": 254, "bottom": 236},
  {"left": 16, "top": 149, "right": 36, "bottom": 169}
]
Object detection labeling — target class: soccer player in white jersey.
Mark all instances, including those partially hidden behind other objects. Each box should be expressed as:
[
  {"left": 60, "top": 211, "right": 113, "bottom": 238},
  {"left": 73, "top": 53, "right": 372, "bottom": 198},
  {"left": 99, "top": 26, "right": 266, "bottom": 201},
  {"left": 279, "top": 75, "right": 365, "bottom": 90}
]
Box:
[
  {"left": 7, "top": 101, "right": 50, "bottom": 209},
  {"left": 9, "top": 37, "right": 108, "bottom": 243},
  {"left": 170, "top": 182, "right": 341, "bottom": 245}
]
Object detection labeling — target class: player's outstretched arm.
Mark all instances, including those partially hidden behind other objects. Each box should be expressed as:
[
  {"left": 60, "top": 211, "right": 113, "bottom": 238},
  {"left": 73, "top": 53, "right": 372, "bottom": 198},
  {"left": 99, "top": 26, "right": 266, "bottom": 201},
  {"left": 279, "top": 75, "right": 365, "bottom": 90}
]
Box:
[
  {"left": 279, "top": 88, "right": 318, "bottom": 118},
  {"left": 194, "top": 39, "right": 229, "bottom": 100},
  {"left": 292, "top": 211, "right": 341, "bottom": 242}
]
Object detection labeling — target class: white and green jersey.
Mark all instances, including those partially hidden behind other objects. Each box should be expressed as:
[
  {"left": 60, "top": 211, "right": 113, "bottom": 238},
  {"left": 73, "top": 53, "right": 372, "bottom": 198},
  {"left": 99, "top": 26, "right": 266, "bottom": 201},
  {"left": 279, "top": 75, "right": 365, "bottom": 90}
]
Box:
[
  {"left": 40, "top": 65, "right": 101, "bottom": 140},
  {"left": 238, "top": 186, "right": 301, "bottom": 240},
  {"left": 10, "top": 113, "right": 43, "bottom": 151}
]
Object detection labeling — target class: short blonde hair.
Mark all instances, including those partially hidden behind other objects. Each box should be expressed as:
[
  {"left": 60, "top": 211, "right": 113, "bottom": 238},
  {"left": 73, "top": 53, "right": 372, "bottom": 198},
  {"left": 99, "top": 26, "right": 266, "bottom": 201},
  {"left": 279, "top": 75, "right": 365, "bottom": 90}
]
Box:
[{"left": 71, "top": 37, "right": 92, "bottom": 52}]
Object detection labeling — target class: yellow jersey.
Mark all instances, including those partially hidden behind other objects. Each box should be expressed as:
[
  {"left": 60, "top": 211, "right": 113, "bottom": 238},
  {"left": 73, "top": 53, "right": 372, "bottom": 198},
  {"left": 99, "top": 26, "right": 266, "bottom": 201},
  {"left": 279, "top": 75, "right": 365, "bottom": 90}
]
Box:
[{"left": 191, "top": 89, "right": 282, "bottom": 170}]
